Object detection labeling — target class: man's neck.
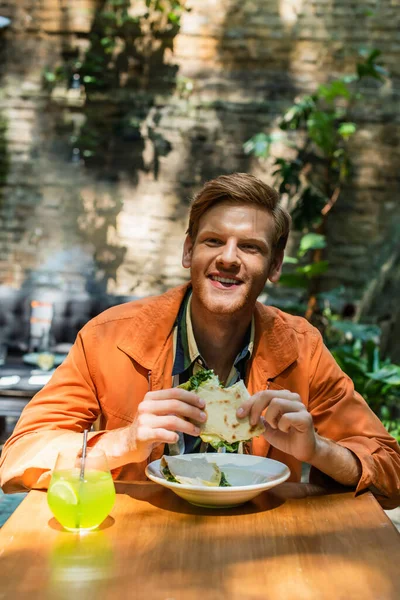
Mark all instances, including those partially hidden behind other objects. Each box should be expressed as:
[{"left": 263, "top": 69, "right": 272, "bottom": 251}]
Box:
[{"left": 190, "top": 300, "right": 253, "bottom": 384}]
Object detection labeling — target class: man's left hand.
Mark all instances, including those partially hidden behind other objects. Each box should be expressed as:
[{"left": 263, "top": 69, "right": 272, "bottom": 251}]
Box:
[{"left": 237, "top": 390, "right": 318, "bottom": 462}]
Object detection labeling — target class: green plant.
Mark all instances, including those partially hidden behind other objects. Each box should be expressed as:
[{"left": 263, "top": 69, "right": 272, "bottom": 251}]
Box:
[
  {"left": 244, "top": 49, "right": 389, "bottom": 319},
  {"left": 42, "top": 0, "right": 189, "bottom": 172},
  {"left": 323, "top": 313, "right": 400, "bottom": 443},
  {"left": 280, "top": 232, "right": 329, "bottom": 289},
  {"left": 44, "top": 0, "right": 188, "bottom": 94}
]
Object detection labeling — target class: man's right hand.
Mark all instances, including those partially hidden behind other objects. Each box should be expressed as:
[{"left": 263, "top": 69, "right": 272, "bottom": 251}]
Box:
[{"left": 122, "top": 388, "right": 206, "bottom": 462}]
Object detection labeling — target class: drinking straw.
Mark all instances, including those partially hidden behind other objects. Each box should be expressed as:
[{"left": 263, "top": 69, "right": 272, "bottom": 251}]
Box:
[
  {"left": 76, "top": 429, "right": 88, "bottom": 529},
  {"left": 80, "top": 429, "right": 89, "bottom": 481}
]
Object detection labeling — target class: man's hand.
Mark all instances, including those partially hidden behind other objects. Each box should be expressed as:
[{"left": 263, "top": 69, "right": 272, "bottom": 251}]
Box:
[
  {"left": 124, "top": 388, "right": 207, "bottom": 462},
  {"left": 237, "top": 389, "right": 318, "bottom": 462},
  {"left": 237, "top": 389, "right": 362, "bottom": 488}
]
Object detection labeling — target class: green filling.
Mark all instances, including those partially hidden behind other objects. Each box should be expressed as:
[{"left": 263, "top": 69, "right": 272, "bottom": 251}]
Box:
[
  {"left": 161, "top": 463, "right": 231, "bottom": 487},
  {"left": 219, "top": 472, "right": 231, "bottom": 487},
  {"left": 161, "top": 465, "right": 179, "bottom": 483},
  {"left": 210, "top": 439, "right": 243, "bottom": 453},
  {"left": 178, "top": 369, "right": 215, "bottom": 392}
]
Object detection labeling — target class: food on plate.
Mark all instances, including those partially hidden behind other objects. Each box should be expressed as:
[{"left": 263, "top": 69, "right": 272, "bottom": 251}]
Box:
[
  {"left": 179, "top": 369, "right": 265, "bottom": 452},
  {"left": 160, "top": 455, "right": 231, "bottom": 487}
]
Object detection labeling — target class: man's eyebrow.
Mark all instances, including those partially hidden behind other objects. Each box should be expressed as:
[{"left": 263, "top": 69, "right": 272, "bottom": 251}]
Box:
[
  {"left": 198, "top": 230, "right": 220, "bottom": 237},
  {"left": 240, "top": 237, "right": 269, "bottom": 247}
]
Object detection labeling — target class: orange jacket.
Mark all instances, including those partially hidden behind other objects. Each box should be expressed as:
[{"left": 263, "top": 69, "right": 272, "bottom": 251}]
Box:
[{"left": 1, "top": 284, "right": 399, "bottom": 507}]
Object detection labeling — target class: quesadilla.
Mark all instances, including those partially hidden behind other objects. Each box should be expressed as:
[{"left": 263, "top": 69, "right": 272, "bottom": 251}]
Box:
[
  {"left": 179, "top": 369, "right": 265, "bottom": 452},
  {"left": 160, "top": 455, "right": 230, "bottom": 487}
]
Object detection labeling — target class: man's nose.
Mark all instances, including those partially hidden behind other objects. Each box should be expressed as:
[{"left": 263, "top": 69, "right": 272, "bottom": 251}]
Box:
[{"left": 216, "top": 240, "right": 240, "bottom": 267}]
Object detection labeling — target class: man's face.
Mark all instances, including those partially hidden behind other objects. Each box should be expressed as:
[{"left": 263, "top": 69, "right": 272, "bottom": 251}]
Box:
[{"left": 182, "top": 201, "right": 284, "bottom": 316}]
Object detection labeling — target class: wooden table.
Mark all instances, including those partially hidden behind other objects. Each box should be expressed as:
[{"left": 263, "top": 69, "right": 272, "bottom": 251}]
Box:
[{"left": 0, "top": 481, "right": 399, "bottom": 600}]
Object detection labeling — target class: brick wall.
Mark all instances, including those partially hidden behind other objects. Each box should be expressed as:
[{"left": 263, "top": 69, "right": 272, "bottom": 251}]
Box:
[{"left": 0, "top": 0, "right": 399, "bottom": 314}]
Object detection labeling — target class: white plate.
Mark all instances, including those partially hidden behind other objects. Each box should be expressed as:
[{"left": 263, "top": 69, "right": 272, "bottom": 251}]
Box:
[{"left": 145, "top": 453, "right": 290, "bottom": 508}]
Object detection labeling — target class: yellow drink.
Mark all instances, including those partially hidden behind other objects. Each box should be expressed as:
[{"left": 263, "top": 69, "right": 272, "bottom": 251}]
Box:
[{"left": 47, "top": 468, "right": 115, "bottom": 531}]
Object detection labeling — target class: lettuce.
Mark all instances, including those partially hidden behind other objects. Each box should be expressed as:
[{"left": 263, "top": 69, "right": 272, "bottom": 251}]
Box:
[
  {"left": 161, "top": 465, "right": 179, "bottom": 483},
  {"left": 219, "top": 471, "right": 231, "bottom": 487},
  {"left": 161, "top": 462, "right": 231, "bottom": 487},
  {"left": 178, "top": 369, "right": 216, "bottom": 392},
  {"left": 209, "top": 439, "right": 242, "bottom": 453}
]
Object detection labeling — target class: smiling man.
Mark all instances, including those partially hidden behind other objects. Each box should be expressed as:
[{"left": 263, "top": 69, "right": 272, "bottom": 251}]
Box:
[
  {"left": 183, "top": 200, "right": 283, "bottom": 387},
  {"left": 1, "top": 173, "right": 400, "bottom": 508}
]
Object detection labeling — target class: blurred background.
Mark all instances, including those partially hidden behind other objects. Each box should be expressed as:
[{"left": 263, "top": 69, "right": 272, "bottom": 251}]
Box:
[{"left": 0, "top": 1, "right": 399, "bottom": 443}]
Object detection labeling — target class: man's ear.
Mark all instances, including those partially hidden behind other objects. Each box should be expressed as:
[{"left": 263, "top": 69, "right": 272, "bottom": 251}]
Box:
[
  {"left": 268, "top": 250, "right": 284, "bottom": 284},
  {"left": 182, "top": 235, "right": 194, "bottom": 269}
]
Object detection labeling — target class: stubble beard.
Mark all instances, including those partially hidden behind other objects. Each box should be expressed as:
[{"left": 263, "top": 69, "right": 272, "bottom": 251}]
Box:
[{"left": 192, "top": 278, "right": 254, "bottom": 317}]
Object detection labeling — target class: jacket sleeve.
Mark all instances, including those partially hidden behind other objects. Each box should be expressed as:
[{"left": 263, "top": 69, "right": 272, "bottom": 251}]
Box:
[
  {"left": 308, "top": 332, "right": 400, "bottom": 509},
  {"left": 0, "top": 328, "right": 108, "bottom": 493}
]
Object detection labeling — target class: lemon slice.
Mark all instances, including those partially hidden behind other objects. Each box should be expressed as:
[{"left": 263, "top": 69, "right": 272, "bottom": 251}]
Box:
[{"left": 50, "top": 480, "right": 79, "bottom": 505}]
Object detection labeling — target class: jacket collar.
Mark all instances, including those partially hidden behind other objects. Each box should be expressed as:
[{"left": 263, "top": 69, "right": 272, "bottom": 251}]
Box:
[
  {"left": 252, "top": 302, "right": 299, "bottom": 380},
  {"left": 118, "top": 283, "right": 299, "bottom": 377},
  {"left": 117, "top": 284, "right": 190, "bottom": 370}
]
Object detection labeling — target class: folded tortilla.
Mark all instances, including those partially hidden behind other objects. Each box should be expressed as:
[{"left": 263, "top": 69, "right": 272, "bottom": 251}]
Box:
[
  {"left": 161, "top": 455, "right": 222, "bottom": 487},
  {"left": 196, "top": 376, "right": 265, "bottom": 445}
]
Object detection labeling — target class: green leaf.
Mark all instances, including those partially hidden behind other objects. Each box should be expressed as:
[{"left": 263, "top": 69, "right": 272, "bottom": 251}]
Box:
[
  {"left": 283, "top": 255, "right": 299, "bottom": 264},
  {"left": 243, "top": 133, "right": 284, "bottom": 158},
  {"left": 291, "top": 187, "right": 327, "bottom": 230},
  {"left": 330, "top": 321, "right": 381, "bottom": 343},
  {"left": 338, "top": 122, "right": 356, "bottom": 139},
  {"left": 298, "top": 233, "right": 327, "bottom": 257},
  {"left": 366, "top": 366, "right": 400, "bottom": 386},
  {"left": 280, "top": 95, "right": 316, "bottom": 130},
  {"left": 168, "top": 11, "right": 180, "bottom": 23},
  {"left": 43, "top": 70, "right": 56, "bottom": 82},
  {"left": 306, "top": 111, "right": 336, "bottom": 154},
  {"left": 243, "top": 133, "right": 270, "bottom": 158},
  {"left": 211, "top": 440, "right": 241, "bottom": 453},
  {"left": 178, "top": 369, "right": 216, "bottom": 391},
  {"left": 296, "top": 261, "right": 329, "bottom": 278},
  {"left": 272, "top": 158, "right": 302, "bottom": 195},
  {"left": 356, "top": 48, "right": 388, "bottom": 81},
  {"left": 383, "top": 421, "right": 400, "bottom": 443},
  {"left": 317, "top": 80, "right": 351, "bottom": 103},
  {"left": 278, "top": 273, "right": 308, "bottom": 288},
  {"left": 342, "top": 74, "right": 358, "bottom": 84},
  {"left": 331, "top": 349, "right": 368, "bottom": 376},
  {"left": 364, "top": 340, "right": 380, "bottom": 373}
]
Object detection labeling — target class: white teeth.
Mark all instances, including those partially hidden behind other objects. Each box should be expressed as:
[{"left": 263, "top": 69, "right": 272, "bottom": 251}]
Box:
[{"left": 211, "top": 276, "right": 239, "bottom": 284}]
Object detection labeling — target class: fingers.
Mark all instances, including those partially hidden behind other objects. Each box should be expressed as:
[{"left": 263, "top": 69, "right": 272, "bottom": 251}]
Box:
[
  {"left": 139, "top": 398, "right": 207, "bottom": 425},
  {"left": 269, "top": 410, "right": 313, "bottom": 434},
  {"left": 236, "top": 397, "right": 255, "bottom": 420},
  {"left": 133, "top": 387, "right": 207, "bottom": 453},
  {"left": 140, "top": 428, "right": 180, "bottom": 445},
  {"left": 237, "top": 390, "right": 303, "bottom": 426},
  {"left": 136, "top": 413, "right": 201, "bottom": 439},
  {"left": 146, "top": 388, "right": 205, "bottom": 409},
  {"left": 264, "top": 398, "right": 305, "bottom": 430}
]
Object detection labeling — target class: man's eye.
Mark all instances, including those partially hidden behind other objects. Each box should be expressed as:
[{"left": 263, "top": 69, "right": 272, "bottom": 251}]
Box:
[
  {"left": 205, "top": 238, "right": 223, "bottom": 246},
  {"left": 240, "top": 244, "right": 259, "bottom": 252}
]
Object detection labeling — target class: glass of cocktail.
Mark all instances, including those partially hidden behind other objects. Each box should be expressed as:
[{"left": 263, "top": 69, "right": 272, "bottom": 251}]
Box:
[{"left": 47, "top": 447, "right": 116, "bottom": 532}]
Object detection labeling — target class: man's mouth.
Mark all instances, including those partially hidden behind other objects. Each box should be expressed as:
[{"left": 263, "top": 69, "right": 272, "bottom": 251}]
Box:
[{"left": 208, "top": 275, "right": 243, "bottom": 288}]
